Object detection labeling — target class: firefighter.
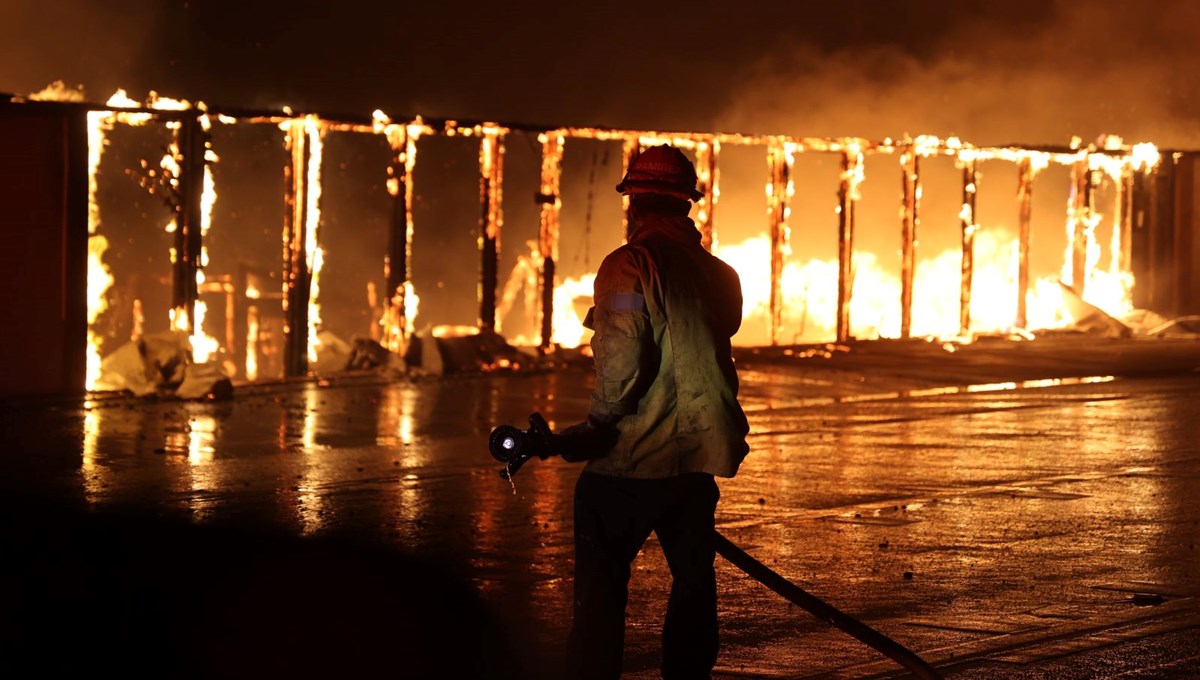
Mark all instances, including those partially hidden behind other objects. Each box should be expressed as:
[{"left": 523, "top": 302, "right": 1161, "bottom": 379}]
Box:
[{"left": 561, "top": 145, "right": 750, "bottom": 679}]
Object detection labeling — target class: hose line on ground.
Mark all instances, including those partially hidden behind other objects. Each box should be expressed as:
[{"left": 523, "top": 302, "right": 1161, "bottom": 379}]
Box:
[{"left": 714, "top": 531, "right": 942, "bottom": 680}]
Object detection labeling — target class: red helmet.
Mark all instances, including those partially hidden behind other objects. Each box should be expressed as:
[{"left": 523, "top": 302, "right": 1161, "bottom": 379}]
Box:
[{"left": 615, "top": 144, "right": 702, "bottom": 202}]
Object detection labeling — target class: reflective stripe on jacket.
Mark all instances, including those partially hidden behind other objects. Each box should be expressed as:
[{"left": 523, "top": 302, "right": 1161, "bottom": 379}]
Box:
[{"left": 583, "top": 211, "right": 749, "bottom": 479}]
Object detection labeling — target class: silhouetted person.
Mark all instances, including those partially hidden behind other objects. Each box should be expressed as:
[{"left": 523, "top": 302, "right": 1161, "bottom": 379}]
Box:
[{"left": 559, "top": 145, "right": 750, "bottom": 679}]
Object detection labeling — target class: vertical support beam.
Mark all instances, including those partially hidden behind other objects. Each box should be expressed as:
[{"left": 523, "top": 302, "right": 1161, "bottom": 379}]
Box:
[
  {"left": 621, "top": 138, "right": 640, "bottom": 240},
  {"left": 282, "top": 119, "right": 311, "bottom": 378},
  {"left": 173, "top": 115, "right": 207, "bottom": 341},
  {"left": 384, "top": 125, "right": 414, "bottom": 350},
  {"left": 1151, "top": 158, "right": 1178, "bottom": 313},
  {"left": 1173, "top": 153, "right": 1194, "bottom": 314},
  {"left": 959, "top": 157, "right": 978, "bottom": 336},
  {"left": 382, "top": 122, "right": 423, "bottom": 352},
  {"left": 899, "top": 149, "right": 920, "bottom": 338},
  {"left": 836, "top": 147, "right": 862, "bottom": 343},
  {"left": 1146, "top": 158, "right": 1178, "bottom": 313},
  {"left": 1107, "top": 160, "right": 1135, "bottom": 314},
  {"left": 537, "top": 132, "right": 565, "bottom": 351},
  {"left": 766, "top": 141, "right": 793, "bottom": 345},
  {"left": 1067, "top": 159, "right": 1090, "bottom": 295},
  {"left": 478, "top": 125, "right": 505, "bottom": 332},
  {"left": 1130, "top": 162, "right": 1152, "bottom": 309},
  {"left": 695, "top": 138, "right": 720, "bottom": 252},
  {"left": 1016, "top": 157, "right": 1034, "bottom": 329},
  {"left": 1083, "top": 160, "right": 1098, "bottom": 295},
  {"left": 234, "top": 264, "right": 249, "bottom": 379}
]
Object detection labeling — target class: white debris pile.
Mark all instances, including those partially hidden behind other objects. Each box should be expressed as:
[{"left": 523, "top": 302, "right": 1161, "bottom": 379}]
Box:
[{"left": 95, "top": 331, "right": 233, "bottom": 399}]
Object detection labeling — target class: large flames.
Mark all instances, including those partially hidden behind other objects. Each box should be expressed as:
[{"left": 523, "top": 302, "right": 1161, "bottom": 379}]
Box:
[
  {"left": 48, "top": 83, "right": 1163, "bottom": 388},
  {"left": 546, "top": 136, "right": 1161, "bottom": 348}
]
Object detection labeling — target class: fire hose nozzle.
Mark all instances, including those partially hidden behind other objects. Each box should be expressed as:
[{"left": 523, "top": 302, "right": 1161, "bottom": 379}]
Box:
[{"left": 489, "top": 412, "right": 555, "bottom": 479}]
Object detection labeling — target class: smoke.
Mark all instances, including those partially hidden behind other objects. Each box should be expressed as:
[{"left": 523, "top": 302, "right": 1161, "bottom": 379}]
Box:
[
  {"left": 0, "top": 0, "right": 165, "bottom": 100},
  {"left": 717, "top": 0, "right": 1200, "bottom": 149}
]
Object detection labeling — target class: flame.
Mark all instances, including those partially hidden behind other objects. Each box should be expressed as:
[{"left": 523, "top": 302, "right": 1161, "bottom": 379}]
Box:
[
  {"left": 697, "top": 228, "right": 1124, "bottom": 344},
  {"left": 303, "top": 117, "right": 326, "bottom": 364},
  {"left": 1131, "top": 143, "right": 1161, "bottom": 172},
  {"left": 85, "top": 110, "right": 115, "bottom": 389},
  {"left": 547, "top": 139, "right": 1156, "bottom": 347},
  {"left": 379, "top": 115, "right": 430, "bottom": 351},
  {"left": 28, "top": 81, "right": 85, "bottom": 102},
  {"left": 105, "top": 89, "right": 153, "bottom": 125},
  {"left": 170, "top": 306, "right": 190, "bottom": 333},
  {"left": 404, "top": 281, "right": 420, "bottom": 332},
  {"left": 190, "top": 298, "right": 220, "bottom": 364},
  {"left": 87, "top": 90, "right": 228, "bottom": 375},
  {"left": 551, "top": 275, "right": 596, "bottom": 348},
  {"left": 75, "top": 98, "right": 1162, "bottom": 374},
  {"left": 245, "top": 305, "right": 260, "bottom": 382},
  {"left": 431, "top": 325, "right": 480, "bottom": 339},
  {"left": 84, "top": 234, "right": 113, "bottom": 388}
]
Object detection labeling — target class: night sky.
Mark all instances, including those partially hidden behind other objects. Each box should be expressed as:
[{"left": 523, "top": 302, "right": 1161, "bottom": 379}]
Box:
[{"left": 5, "top": 0, "right": 1200, "bottom": 147}]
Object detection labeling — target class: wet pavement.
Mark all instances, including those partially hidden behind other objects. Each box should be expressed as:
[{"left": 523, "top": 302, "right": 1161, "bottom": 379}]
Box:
[{"left": 2, "top": 336, "right": 1200, "bottom": 678}]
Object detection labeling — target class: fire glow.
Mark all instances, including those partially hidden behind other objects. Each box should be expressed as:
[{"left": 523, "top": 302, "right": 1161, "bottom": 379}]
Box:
[
  {"left": 547, "top": 136, "right": 1161, "bottom": 348},
  {"left": 83, "top": 89, "right": 225, "bottom": 386},
  {"left": 56, "top": 85, "right": 1162, "bottom": 387}
]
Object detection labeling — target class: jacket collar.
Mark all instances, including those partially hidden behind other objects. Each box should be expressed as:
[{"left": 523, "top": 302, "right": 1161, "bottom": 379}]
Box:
[{"left": 628, "top": 211, "right": 702, "bottom": 247}]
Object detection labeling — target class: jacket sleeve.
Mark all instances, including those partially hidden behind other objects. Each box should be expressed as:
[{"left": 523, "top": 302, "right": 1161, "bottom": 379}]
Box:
[{"left": 588, "top": 247, "right": 653, "bottom": 421}]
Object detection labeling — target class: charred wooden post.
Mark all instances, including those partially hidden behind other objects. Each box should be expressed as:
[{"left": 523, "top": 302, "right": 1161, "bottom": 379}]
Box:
[
  {"left": 1173, "top": 153, "right": 1194, "bottom": 314},
  {"left": 621, "top": 138, "right": 640, "bottom": 239},
  {"left": 1130, "top": 158, "right": 1155, "bottom": 309},
  {"left": 1084, "top": 161, "right": 1099, "bottom": 293},
  {"left": 233, "top": 264, "right": 250, "bottom": 379},
  {"left": 1130, "top": 168, "right": 1149, "bottom": 307},
  {"left": 1116, "top": 164, "right": 1133, "bottom": 275},
  {"left": 899, "top": 150, "right": 920, "bottom": 338},
  {"left": 172, "top": 115, "right": 208, "bottom": 339},
  {"left": 766, "top": 141, "right": 793, "bottom": 345},
  {"left": 383, "top": 124, "right": 419, "bottom": 351},
  {"left": 1068, "top": 159, "right": 1091, "bottom": 295},
  {"left": 836, "top": 147, "right": 862, "bottom": 343},
  {"left": 282, "top": 119, "right": 312, "bottom": 378},
  {"left": 959, "top": 158, "right": 978, "bottom": 336},
  {"left": 478, "top": 125, "right": 505, "bottom": 332},
  {"left": 1016, "top": 157, "right": 1034, "bottom": 329},
  {"left": 695, "top": 139, "right": 719, "bottom": 252},
  {"left": 537, "top": 133, "right": 565, "bottom": 351}
]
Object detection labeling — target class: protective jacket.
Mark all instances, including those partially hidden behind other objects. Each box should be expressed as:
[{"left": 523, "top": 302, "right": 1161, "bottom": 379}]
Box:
[{"left": 583, "top": 210, "right": 750, "bottom": 479}]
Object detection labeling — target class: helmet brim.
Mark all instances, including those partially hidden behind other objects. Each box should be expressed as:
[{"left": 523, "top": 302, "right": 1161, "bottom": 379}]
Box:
[{"left": 615, "top": 179, "right": 703, "bottom": 202}]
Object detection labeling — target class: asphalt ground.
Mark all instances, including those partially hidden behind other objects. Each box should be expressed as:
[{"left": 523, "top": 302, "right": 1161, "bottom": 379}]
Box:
[{"left": 1, "top": 335, "right": 1199, "bottom": 678}]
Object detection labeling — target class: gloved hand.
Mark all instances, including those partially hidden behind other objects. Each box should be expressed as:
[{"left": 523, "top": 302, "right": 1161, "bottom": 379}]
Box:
[{"left": 557, "top": 416, "right": 619, "bottom": 463}]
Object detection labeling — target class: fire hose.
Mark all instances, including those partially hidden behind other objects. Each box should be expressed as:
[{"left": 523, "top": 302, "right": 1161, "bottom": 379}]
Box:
[{"left": 489, "top": 414, "right": 942, "bottom": 680}]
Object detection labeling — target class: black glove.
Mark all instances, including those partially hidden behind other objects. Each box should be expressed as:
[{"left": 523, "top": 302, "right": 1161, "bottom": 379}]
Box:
[{"left": 557, "top": 416, "right": 619, "bottom": 463}]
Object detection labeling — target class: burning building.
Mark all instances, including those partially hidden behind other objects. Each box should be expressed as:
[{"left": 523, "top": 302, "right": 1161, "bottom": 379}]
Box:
[{"left": 2, "top": 87, "right": 1198, "bottom": 398}]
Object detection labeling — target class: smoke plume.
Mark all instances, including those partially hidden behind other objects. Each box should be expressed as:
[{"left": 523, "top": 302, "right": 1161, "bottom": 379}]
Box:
[{"left": 717, "top": 1, "right": 1200, "bottom": 149}]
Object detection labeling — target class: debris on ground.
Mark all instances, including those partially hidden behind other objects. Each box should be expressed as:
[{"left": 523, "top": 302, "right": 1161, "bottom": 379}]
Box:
[{"left": 95, "top": 331, "right": 232, "bottom": 400}]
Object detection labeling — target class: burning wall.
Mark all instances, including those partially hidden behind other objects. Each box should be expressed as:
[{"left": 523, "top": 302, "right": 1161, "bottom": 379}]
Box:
[{"left": 3, "top": 87, "right": 1193, "bottom": 397}]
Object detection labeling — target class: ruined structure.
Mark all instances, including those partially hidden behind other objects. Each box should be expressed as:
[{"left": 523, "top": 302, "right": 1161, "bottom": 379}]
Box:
[{"left": 2, "top": 91, "right": 1198, "bottom": 397}]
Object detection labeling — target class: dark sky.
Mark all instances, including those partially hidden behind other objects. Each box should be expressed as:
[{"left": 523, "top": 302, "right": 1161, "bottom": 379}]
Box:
[{"left": 12, "top": 0, "right": 1194, "bottom": 146}]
